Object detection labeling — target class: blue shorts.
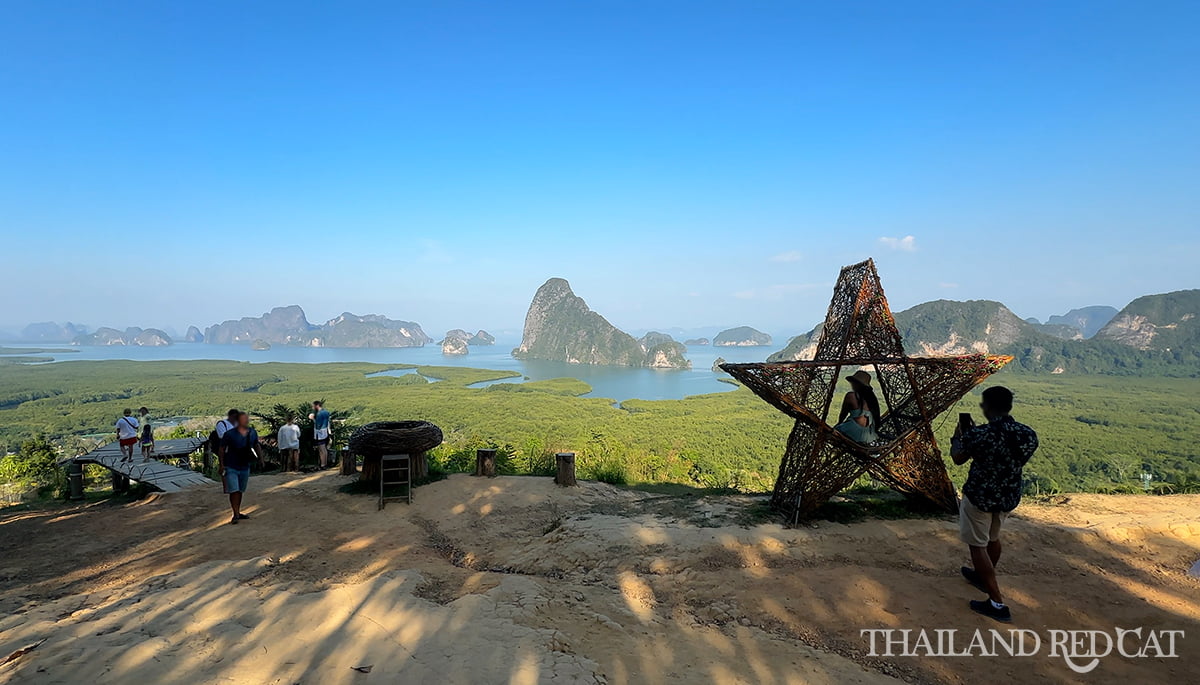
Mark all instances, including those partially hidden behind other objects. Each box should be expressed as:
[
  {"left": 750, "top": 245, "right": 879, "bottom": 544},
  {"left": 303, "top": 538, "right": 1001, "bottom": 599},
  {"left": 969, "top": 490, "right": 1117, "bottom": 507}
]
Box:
[{"left": 224, "top": 467, "right": 250, "bottom": 493}]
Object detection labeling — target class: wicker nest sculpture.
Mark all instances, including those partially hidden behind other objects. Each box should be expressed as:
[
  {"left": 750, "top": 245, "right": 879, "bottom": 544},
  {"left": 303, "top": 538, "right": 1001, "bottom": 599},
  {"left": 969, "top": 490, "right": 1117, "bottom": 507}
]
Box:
[
  {"left": 349, "top": 420, "right": 443, "bottom": 482},
  {"left": 721, "top": 259, "right": 1011, "bottom": 520}
]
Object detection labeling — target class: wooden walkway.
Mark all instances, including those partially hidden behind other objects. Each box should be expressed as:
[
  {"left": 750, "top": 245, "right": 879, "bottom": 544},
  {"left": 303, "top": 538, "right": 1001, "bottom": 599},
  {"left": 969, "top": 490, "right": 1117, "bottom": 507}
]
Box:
[{"left": 73, "top": 438, "right": 215, "bottom": 493}]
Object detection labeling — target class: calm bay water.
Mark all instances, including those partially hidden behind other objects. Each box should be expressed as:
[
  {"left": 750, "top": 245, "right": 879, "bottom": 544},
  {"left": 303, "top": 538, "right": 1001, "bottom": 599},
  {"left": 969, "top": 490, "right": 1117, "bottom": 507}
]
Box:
[{"left": 11, "top": 340, "right": 780, "bottom": 402}]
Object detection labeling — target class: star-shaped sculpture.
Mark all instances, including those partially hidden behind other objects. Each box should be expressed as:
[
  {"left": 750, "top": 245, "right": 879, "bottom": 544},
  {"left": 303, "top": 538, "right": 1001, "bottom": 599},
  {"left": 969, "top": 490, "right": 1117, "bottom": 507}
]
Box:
[{"left": 721, "top": 259, "right": 1011, "bottom": 519}]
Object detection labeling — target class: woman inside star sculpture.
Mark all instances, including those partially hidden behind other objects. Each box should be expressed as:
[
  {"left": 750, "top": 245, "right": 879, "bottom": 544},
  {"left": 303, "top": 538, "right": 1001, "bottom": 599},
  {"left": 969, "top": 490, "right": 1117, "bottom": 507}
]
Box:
[{"left": 835, "top": 370, "right": 882, "bottom": 444}]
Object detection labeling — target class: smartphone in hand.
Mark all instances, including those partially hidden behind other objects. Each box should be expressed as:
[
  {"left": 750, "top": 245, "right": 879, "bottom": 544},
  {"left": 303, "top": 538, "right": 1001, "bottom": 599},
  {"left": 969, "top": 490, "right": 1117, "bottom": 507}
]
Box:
[{"left": 958, "top": 412, "right": 975, "bottom": 433}]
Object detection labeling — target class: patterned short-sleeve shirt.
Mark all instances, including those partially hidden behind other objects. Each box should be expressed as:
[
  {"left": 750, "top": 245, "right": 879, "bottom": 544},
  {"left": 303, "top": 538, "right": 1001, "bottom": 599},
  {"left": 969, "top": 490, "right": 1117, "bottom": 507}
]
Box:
[{"left": 955, "top": 416, "right": 1038, "bottom": 513}]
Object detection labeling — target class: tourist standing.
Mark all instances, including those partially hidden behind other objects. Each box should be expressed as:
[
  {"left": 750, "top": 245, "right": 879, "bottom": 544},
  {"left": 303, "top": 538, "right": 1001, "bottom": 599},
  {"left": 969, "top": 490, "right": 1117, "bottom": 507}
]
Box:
[
  {"left": 212, "top": 409, "right": 239, "bottom": 492},
  {"left": 219, "top": 411, "right": 258, "bottom": 525},
  {"left": 138, "top": 407, "right": 155, "bottom": 461},
  {"left": 215, "top": 408, "right": 238, "bottom": 441},
  {"left": 278, "top": 415, "right": 301, "bottom": 472},
  {"left": 309, "top": 400, "right": 331, "bottom": 468},
  {"left": 951, "top": 386, "right": 1039, "bottom": 623},
  {"left": 115, "top": 409, "right": 139, "bottom": 464}
]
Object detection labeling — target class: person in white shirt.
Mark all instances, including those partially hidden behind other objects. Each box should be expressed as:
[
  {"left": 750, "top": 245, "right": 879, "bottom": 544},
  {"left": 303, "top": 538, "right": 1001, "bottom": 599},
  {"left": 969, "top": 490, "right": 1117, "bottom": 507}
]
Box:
[
  {"left": 278, "top": 415, "right": 302, "bottom": 472},
  {"left": 115, "top": 409, "right": 140, "bottom": 464},
  {"left": 215, "top": 409, "right": 238, "bottom": 441}
]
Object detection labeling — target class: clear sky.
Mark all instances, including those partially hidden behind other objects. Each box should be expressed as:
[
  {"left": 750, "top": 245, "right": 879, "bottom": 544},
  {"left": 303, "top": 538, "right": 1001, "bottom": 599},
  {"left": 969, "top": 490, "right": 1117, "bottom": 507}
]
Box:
[{"left": 2, "top": 1, "right": 1197, "bottom": 338}]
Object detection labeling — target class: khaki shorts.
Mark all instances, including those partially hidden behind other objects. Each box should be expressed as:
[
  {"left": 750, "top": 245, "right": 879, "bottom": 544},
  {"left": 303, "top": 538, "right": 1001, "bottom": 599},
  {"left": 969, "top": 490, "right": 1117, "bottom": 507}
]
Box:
[{"left": 959, "top": 496, "right": 1008, "bottom": 547}]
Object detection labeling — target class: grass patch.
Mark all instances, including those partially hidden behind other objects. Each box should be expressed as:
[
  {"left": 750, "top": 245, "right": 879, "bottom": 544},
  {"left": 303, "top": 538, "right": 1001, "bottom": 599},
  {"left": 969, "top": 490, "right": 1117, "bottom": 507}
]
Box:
[
  {"left": 0, "top": 347, "right": 77, "bottom": 355},
  {"left": 416, "top": 366, "right": 521, "bottom": 386},
  {"left": 1, "top": 361, "right": 1198, "bottom": 496},
  {"left": 484, "top": 377, "right": 592, "bottom": 396}
]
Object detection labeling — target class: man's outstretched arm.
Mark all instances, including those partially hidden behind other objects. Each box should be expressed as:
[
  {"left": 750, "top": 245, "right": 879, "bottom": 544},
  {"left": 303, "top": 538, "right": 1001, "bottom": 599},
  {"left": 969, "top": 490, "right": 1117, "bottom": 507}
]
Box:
[{"left": 950, "top": 427, "right": 972, "bottom": 465}]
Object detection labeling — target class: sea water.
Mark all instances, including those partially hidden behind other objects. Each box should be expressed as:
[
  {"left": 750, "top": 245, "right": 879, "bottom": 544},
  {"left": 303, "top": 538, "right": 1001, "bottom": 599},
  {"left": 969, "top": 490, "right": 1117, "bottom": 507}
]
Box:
[{"left": 7, "top": 340, "right": 781, "bottom": 402}]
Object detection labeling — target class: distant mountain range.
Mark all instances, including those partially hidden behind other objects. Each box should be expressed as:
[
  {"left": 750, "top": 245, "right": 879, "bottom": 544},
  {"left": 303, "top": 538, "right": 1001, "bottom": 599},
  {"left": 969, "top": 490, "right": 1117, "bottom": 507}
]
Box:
[
  {"left": 769, "top": 290, "right": 1200, "bottom": 374},
  {"left": 73, "top": 327, "right": 173, "bottom": 347},
  {"left": 12, "top": 322, "right": 89, "bottom": 343},
  {"left": 512, "top": 278, "right": 691, "bottom": 369},
  {"left": 203, "top": 306, "right": 433, "bottom": 348},
  {"left": 4, "top": 286, "right": 1197, "bottom": 374},
  {"left": 1024, "top": 305, "right": 1119, "bottom": 340},
  {"left": 1047, "top": 305, "right": 1119, "bottom": 338}
]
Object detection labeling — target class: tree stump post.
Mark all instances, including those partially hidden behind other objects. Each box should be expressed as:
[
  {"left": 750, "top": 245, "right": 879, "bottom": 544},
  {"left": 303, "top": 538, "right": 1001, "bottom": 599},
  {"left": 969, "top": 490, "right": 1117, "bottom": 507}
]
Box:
[
  {"left": 554, "top": 452, "right": 577, "bottom": 487},
  {"left": 67, "top": 461, "right": 84, "bottom": 500},
  {"left": 413, "top": 451, "right": 428, "bottom": 481},
  {"left": 475, "top": 448, "right": 497, "bottom": 477},
  {"left": 340, "top": 446, "right": 356, "bottom": 475}
]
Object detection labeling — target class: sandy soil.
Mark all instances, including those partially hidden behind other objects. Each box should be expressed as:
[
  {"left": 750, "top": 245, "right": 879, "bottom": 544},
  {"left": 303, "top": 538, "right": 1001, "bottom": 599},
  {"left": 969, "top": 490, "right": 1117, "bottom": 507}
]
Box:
[{"left": 0, "top": 473, "right": 1196, "bottom": 684}]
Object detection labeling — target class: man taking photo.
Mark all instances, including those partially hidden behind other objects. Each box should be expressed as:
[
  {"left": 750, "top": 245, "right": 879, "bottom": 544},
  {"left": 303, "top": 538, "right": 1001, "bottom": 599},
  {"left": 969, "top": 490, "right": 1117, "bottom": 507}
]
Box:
[{"left": 951, "top": 386, "right": 1039, "bottom": 623}]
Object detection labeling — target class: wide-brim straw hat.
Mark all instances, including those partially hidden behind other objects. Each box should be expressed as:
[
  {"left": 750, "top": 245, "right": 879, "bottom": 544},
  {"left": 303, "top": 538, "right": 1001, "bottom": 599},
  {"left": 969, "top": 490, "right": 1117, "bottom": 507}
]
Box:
[{"left": 846, "top": 370, "right": 873, "bottom": 387}]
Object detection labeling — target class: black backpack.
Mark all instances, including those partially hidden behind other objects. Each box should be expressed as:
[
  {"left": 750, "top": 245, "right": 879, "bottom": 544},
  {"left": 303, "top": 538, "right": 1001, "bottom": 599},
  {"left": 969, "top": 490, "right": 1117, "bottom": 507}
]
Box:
[{"left": 208, "top": 420, "right": 231, "bottom": 451}]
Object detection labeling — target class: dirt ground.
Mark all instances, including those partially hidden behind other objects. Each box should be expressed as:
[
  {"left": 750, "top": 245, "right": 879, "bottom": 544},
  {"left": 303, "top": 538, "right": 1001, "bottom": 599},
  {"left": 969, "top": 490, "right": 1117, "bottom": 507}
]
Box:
[{"left": 0, "top": 473, "right": 1197, "bottom": 684}]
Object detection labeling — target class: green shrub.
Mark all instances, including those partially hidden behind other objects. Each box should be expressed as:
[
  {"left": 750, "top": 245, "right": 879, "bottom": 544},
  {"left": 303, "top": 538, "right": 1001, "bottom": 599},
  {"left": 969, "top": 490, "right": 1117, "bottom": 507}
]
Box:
[
  {"left": 0, "top": 435, "right": 66, "bottom": 498},
  {"left": 588, "top": 458, "right": 629, "bottom": 485}
]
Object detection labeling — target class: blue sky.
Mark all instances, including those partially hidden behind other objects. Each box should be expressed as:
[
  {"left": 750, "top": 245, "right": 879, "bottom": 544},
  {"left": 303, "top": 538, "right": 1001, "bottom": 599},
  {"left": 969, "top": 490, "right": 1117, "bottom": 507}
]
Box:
[{"left": 2, "top": 1, "right": 1197, "bottom": 338}]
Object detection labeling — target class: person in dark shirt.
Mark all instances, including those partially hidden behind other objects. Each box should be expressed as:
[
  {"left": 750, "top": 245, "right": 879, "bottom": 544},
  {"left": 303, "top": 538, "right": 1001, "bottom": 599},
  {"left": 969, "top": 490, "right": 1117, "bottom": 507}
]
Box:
[
  {"left": 950, "top": 386, "right": 1038, "bottom": 623},
  {"left": 219, "top": 411, "right": 259, "bottom": 525},
  {"left": 309, "top": 400, "right": 332, "bottom": 469}
]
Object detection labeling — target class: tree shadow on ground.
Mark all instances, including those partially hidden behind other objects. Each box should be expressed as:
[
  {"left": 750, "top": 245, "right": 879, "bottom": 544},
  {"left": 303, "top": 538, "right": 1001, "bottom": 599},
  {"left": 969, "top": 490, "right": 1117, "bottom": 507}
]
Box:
[{"left": 0, "top": 474, "right": 1196, "bottom": 684}]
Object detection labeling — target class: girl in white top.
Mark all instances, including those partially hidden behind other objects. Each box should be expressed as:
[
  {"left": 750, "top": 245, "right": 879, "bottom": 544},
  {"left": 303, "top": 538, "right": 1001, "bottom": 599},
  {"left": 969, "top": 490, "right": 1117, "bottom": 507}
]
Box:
[{"left": 278, "top": 416, "right": 302, "bottom": 472}]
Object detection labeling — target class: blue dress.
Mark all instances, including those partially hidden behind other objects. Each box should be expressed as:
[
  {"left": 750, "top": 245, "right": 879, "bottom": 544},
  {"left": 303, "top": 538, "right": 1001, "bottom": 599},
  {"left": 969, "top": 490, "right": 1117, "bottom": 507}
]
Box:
[{"left": 836, "top": 409, "right": 880, "bottom": 445}]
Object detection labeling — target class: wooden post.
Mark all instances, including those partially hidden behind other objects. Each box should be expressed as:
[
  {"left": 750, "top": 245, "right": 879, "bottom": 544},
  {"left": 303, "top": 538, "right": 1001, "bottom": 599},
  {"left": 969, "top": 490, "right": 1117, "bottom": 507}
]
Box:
[
  {"left": 340, "top": 447, "right": 356, "bottom": 475},
  {"left": 362, "top": 456, "right": 380, "bottom": 483},
  {"left": 67, "top": 461, "right": 84, "bottom": 500},
  {"left": 554, "top": 452, "right": 577, "bottom": 487},
  {"left": 475, "top": 448, "right": 497, "bottom": 477},
  {"left": 111, "top": 471, "right": 129, "bottom": 493},
  {"left": 413, "top": 451, "right": 428, "bottom": 481},
  {"left": 202, "top": 441, "right": 213, "bottom": 472}
]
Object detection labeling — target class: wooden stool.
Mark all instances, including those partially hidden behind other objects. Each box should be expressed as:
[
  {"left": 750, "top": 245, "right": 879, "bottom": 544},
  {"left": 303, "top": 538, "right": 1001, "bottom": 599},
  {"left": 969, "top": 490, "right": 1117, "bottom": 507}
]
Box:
[{"left": 379, "top": 454, "right": 412, "bottom": 510}]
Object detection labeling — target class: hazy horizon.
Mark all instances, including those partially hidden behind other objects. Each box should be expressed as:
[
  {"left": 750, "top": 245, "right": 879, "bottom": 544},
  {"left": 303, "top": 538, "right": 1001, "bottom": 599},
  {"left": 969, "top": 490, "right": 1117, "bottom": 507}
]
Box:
[
  {"left": 0, "top": 280, "right": 1145, "bottom": 346},
  {"left": 3, "top": 3, "right": 1197, "bottom": 336}
]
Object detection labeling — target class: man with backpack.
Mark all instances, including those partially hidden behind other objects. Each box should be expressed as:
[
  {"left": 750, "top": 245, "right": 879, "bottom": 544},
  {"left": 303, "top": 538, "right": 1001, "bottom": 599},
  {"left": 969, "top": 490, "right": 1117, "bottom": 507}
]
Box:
[
  {"left": 951, "top": 386, "right": 1039, "bottom": 623},
  {"left": 210, "top": 409, "right": 239, "bottom": 490},
  {"left": 210, "top": 409, "right": 238, "bottom": 449}
]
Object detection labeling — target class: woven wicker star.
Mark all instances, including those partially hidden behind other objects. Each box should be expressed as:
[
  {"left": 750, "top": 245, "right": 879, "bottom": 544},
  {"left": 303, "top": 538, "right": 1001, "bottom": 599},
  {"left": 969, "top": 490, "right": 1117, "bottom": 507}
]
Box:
[{"left": 721, "top": 259, "right": 1011, "bottom": 520}]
